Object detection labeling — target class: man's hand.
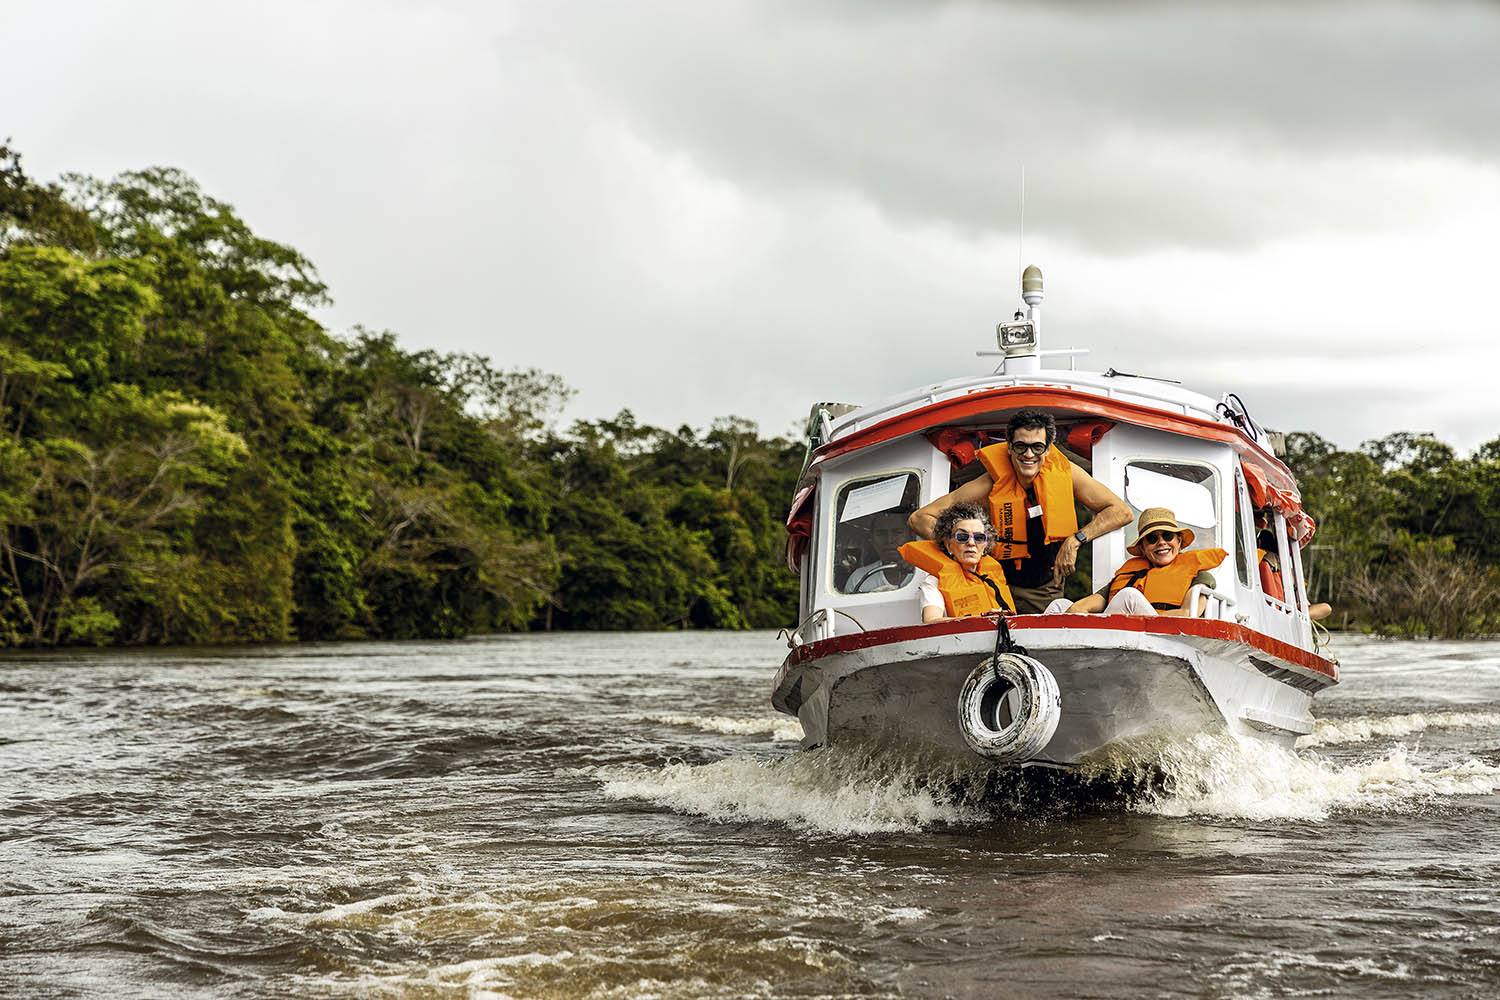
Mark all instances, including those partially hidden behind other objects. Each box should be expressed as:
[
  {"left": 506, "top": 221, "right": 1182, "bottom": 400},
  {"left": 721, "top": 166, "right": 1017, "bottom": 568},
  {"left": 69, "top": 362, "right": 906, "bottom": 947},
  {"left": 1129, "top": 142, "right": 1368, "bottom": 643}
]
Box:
[
  {"left": 1052, "top": 534, "right": 1082, "bottom": 586},
  {"left": 908, "top": 474, "right": 995, "bottom": 539}
]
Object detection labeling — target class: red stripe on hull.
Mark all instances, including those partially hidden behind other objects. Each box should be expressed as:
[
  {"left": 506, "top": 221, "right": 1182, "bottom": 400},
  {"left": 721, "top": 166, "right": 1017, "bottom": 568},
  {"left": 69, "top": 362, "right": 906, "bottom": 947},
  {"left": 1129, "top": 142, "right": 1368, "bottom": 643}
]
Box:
[{"left": 785, "top": 614, "right": 1338, "bottom": 682}]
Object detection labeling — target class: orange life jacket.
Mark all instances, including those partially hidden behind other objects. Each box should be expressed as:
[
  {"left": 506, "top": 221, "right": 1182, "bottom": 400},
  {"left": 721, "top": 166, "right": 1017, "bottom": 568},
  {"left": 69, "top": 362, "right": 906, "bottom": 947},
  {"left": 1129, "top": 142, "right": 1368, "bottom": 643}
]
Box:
[
  {"left": 1256, "top": 548, "right": 1285, "bottom": 601},
  {"left": 899, "top": 540, "right": 1016, "bottom": 616},
  {"left": 976, "top": 442, "right": 1079, "bottom": 562},
  {"left": 1105, "top": 548, "right": 1228, "bottom": 610}
]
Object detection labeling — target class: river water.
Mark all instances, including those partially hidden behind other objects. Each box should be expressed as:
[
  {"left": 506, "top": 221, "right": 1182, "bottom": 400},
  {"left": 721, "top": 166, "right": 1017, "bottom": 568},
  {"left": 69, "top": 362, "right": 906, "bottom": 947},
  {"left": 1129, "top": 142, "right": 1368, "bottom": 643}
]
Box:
[{"left": 3, "top": 632, "right": 1500, "bottom": 999}]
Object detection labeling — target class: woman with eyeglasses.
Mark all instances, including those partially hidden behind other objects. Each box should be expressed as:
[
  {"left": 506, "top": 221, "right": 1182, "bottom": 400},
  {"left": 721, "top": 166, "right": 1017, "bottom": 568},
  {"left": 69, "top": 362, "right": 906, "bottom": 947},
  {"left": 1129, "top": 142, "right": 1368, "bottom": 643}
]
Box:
[
  {"left": 898, "top": 501, "right": 1016, "bottom": 623},
  {"left": 1050, "top": 507, "right": 1227, "bottom": 618}
]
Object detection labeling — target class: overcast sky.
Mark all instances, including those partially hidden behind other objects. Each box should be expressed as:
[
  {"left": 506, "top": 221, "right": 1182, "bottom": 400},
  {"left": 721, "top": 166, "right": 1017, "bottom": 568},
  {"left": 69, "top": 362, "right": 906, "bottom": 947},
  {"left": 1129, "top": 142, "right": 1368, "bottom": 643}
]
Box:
[{"left": 7, "top": 0, "right": 1499, "bottom": 452}]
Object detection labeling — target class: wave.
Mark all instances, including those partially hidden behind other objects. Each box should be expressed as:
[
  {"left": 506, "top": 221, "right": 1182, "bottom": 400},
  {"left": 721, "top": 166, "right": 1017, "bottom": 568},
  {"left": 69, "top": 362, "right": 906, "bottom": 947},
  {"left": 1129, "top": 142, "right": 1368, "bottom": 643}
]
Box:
[
  {"left": 1085, "top": 732, "right": 1500, "bottom": 821},
  {"left": 639, "top": 713, "right": 803, "bottom": 742},
  {"left": 258, "top": 876, "right": 898, "bottom": 999},
  {"left": 598, "top": 726, "right": 1500, "bottom": 832},
  {"left": 597, "top": 745, "right": 986, "bottom": 835},
  {"left": 1301, "top": 711, "right": 1500, "bottom": 747},
  {"left": 1210, "top": 949, "right": 1416, "bottom": 994}
]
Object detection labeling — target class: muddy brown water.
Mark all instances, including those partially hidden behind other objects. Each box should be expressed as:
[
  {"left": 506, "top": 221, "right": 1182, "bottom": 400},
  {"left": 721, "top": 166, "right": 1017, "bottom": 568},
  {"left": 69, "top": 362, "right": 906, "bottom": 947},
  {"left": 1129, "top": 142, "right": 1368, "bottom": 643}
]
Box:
[{"left": 4, "top": 632, "right": 1500, "bottom": 998}]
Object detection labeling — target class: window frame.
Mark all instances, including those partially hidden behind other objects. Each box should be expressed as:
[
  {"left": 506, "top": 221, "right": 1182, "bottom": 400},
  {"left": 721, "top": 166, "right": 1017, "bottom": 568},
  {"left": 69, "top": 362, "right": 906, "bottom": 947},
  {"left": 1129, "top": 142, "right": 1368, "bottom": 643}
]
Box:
[
  {"left": 1233, "top": 466, "right": 1255, "bottom": 588},
  {"left": 1119, "top": 456, "right": 1223, "bottom": 554},
  {"left": 825, "top": 468, "right": 924, "bottom": 597}
]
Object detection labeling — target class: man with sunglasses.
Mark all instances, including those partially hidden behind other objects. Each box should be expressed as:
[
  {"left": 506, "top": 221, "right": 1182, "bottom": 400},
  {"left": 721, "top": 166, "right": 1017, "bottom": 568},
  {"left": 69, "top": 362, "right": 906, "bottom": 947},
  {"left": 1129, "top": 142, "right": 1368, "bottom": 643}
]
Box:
[
  {"left": 908, "top": 408, "right": 1131, "bottom": 613},
  {"left": 1054, "top": 507, "right": 1226, "bottom": 617}
]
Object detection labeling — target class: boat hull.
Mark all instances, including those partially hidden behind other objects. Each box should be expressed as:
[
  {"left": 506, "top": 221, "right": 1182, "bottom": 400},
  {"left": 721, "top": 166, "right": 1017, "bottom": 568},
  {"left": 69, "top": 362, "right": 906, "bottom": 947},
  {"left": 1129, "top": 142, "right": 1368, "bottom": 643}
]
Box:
[{"left": 773, "top": 615, "right": 1338, "bottom": 767}]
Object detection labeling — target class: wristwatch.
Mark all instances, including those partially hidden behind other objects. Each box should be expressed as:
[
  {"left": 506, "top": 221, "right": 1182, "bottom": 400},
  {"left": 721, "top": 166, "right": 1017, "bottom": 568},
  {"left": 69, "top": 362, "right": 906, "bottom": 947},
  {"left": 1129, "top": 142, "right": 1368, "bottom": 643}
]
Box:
[{"left": 1073, "top": 529, "right": 1088, "bottom": 544}]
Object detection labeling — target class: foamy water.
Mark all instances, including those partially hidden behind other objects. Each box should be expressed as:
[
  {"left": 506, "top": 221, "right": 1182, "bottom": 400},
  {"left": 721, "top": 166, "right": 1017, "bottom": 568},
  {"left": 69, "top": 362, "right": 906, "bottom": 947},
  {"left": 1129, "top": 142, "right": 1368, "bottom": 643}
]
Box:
[
  {"left": 1104, "top": 732, "right": 1500, "bottom": 821},
  {"left": 600, "top": 725, "right": 1500, "bottom": 831},
  {"left": 599, "top": 744, "right": 986, "bottom": 835},
  {"left": 639, "top": 712, "right": 804, "bottom": 742},
  {"left": 1301, "top": 710, "right": 1500, "bottom": 747}
]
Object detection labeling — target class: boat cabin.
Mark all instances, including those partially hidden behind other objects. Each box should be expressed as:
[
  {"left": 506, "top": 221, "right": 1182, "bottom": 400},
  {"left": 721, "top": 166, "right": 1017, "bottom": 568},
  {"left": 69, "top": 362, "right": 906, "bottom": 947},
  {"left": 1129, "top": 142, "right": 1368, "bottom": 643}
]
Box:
[{"left": 785, "top": 271, "right": 1318, "bottom": 654}]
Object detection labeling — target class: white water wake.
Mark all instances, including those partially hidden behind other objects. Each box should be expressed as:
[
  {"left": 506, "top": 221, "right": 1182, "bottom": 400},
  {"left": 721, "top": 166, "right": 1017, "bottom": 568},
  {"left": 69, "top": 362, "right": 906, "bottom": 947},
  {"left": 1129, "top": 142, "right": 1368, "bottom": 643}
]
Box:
[
  {"left": 1300, "top": 711, "right": 1500, "bottom": 747},
  {"left": 597, "top": 745, "right": 986, "bottom": 835},
  {"left": 1088, "top": 732, "right": 1500, "bottom": 821},
  {"left": 639, "top": 713, "right": 804, "bottom": 742},
  {"left": 598, "top": 725, "right": 1500, "bottom": 831}
]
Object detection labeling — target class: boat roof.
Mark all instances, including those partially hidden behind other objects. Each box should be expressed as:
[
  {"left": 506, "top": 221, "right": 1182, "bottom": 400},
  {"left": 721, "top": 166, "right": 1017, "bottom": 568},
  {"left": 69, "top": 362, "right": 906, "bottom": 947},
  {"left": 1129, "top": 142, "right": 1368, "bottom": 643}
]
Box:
[
  {"left": 826, "top": 368, "right": 1228, "bottom": 443},
  {"left": 808, "top": 366, "right": 1292, "bottom": 484}
]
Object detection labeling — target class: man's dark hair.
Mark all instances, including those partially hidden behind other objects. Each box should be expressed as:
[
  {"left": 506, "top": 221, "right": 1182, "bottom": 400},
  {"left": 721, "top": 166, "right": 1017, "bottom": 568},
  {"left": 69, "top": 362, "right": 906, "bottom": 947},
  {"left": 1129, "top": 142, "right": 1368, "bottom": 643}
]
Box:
[{"left": 1007, "top": 407, "right": 1056, "bottom": 448}]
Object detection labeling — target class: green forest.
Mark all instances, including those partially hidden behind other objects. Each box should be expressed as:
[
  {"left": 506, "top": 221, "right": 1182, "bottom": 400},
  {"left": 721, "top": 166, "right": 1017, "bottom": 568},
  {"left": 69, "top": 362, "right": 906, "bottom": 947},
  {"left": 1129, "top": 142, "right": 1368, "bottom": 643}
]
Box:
[
  {"left": 2, "top": 145, "right": 1497, "bottom": 646},
  {"left": 1285, "top": 430, "right": 1500, "bottom": 638},
  {"left": 0, "top": 146, "right": 800, "bottom": 646}
]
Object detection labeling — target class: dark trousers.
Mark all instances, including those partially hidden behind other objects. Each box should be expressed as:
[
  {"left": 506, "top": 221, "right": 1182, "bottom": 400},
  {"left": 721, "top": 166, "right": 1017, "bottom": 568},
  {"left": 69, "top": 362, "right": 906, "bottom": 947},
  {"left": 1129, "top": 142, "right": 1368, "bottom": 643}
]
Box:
[{"left": 1009, "top": 579, "right": 1063, "bottom": 614}]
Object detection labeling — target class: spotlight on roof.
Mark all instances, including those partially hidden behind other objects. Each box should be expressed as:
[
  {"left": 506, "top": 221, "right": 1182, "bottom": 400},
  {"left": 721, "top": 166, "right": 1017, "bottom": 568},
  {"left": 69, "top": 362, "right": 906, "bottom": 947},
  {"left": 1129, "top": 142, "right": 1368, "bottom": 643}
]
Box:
[{"left": 996, "top": 320, "right": 1037, "bottom": 354}]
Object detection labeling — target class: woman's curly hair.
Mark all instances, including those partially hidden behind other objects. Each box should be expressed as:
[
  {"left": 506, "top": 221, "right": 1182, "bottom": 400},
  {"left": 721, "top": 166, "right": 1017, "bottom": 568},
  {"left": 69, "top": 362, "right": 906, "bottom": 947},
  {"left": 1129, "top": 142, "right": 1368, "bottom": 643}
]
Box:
[{"left": 932, "top": 500, "right": 994, "bottom": 556}]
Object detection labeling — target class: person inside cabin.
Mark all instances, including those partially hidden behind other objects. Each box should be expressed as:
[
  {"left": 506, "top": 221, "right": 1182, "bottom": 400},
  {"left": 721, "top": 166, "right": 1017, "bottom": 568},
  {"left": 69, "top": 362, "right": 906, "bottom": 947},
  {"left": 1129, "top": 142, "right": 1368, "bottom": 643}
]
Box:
[
  {"left": 1256, "top": 525, "right": 1288, "bottom": 602},
  {"left": 899, "top": 501, "right": 1016, "bottom": 624},
  {"left": 1047, "top": 507, "right": 1226, "bottom": 617},
  {"left": 908, "top": 408, "right": 1133, "bottom": 613},
  {"left": 1258, "top": 524, "right": 1333, "bottom": 621},
  {"left": 845, "top": 510, "right": 916, "bottom": 593}
]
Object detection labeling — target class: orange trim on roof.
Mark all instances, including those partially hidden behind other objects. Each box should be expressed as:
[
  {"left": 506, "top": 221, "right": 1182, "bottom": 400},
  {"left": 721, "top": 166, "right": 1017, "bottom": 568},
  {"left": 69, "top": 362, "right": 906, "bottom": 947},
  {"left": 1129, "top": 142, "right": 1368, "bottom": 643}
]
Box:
[
  {"left": 1242, "top": 459, "right": 1315, "bottom": 544},
  {"left": 807, "top": 385, "right": 1301, "bottom": 493}
]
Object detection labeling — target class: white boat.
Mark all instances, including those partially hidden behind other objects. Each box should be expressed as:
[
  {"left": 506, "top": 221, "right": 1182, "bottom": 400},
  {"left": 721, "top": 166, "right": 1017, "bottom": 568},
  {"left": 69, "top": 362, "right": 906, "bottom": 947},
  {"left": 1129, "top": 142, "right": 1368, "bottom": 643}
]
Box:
[{"left": 773, "top": 267, "right": 1337, "bottom": 769}]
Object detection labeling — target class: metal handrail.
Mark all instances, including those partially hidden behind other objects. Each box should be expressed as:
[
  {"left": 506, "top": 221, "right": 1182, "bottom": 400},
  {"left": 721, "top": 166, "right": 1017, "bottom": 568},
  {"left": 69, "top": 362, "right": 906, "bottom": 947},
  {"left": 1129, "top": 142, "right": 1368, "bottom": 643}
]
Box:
[
  {"left": 1186, "top": 584, "right": 1236, "bottom": 620},
  {"left": 780, "top": 607, "right": 869, "bottom": 648}
]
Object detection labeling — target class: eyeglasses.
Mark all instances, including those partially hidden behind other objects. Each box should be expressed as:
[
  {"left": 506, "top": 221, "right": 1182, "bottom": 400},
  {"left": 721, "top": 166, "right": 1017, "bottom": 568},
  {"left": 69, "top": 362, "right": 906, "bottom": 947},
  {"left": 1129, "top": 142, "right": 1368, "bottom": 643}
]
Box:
[
  {"left": 1009, "top": 440, "right": 1048, "bottom": 456},
  {"left": 1140, "top": 530, "right": 1179, "bottom": 545},
  {"left": 951, "top": 530, "right": 990, "bottom": 544}
]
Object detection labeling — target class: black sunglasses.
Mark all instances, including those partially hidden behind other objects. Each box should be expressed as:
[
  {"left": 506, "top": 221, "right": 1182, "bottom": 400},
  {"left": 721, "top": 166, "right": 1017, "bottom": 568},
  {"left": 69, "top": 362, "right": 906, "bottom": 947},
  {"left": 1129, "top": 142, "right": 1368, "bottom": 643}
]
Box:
[
  {"left": 1140, "top": 530, "right": 1179, "bottom": 545},
  {"left": 1009, "top": 440, "right": 1048, "bottom": 456},
  {"left": 951, "top": 530, "right": 990, "bottom": 544}
]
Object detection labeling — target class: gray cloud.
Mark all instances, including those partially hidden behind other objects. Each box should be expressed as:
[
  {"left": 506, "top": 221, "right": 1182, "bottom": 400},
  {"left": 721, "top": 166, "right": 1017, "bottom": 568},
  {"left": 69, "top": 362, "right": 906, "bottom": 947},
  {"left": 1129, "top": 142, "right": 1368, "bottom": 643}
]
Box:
[
  {"left": 5, "top": 0, "right": 1498, "bottom": 458},
  {"left": 514, "top": 0, "right": 1500, "bottom": 251}
]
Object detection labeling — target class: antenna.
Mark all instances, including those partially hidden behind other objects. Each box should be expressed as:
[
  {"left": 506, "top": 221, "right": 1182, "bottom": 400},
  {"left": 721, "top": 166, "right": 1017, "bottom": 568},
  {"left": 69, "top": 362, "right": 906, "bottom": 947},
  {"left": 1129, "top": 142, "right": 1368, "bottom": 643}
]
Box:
[{"left": 1017, "top": 165, "right": 1026, "bottom": 305}]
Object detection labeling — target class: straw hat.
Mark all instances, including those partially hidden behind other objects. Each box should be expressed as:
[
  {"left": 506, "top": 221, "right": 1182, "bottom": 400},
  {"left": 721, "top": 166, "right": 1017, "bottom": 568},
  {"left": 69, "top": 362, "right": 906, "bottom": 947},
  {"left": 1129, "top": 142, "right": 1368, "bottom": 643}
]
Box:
[{"left": 1126, "top": 507, "right": 1195, "bottom": 556}]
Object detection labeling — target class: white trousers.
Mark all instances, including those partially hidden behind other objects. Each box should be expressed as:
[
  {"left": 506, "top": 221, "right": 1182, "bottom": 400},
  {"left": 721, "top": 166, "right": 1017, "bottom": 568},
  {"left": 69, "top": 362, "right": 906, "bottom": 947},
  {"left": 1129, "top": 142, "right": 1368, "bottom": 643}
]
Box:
[{"left": 1044, "top": 588, "right": 1158, "bottom": 616}]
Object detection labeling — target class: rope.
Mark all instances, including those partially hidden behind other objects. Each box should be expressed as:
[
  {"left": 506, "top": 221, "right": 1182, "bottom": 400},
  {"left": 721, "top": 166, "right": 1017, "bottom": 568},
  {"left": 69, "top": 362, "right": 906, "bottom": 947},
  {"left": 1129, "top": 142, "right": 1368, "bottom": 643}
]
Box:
[
  {"left": 1311, "top": 616, "right": 1337, "bottom": 661},
  {"left": 831, "top": 608, "right": 867, "bottom": 632},
  {"left": 779, "top": 607, "right": 869, "bottom": 649},
  {"left": 1217, "top": 392, "right": 1260, "bottom": 441},
  {"left": 990, "top": 612, "right": 1028, "bottom": 694},
  {"left": 991, "top": 611, "right": 1027, "bottom": 663}
]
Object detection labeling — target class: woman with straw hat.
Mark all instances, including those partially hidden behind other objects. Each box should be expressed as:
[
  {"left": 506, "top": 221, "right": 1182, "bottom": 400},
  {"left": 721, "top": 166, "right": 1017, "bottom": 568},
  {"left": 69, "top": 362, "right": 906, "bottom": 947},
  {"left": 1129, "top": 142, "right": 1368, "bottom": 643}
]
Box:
[{"left": 1047, "top": 507, "right": 1227, "bottom": 617}]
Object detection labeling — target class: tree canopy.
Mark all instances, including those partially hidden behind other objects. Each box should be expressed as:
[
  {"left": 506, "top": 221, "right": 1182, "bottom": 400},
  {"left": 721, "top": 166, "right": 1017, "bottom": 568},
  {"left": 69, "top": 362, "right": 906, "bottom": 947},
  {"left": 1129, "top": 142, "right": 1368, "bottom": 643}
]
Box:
[
  {"left": 0, "top": 146, "right": 798, "bottom": 645},
  {"left": 1285, "top": 430, "right": 1500, "bottom": 637}
]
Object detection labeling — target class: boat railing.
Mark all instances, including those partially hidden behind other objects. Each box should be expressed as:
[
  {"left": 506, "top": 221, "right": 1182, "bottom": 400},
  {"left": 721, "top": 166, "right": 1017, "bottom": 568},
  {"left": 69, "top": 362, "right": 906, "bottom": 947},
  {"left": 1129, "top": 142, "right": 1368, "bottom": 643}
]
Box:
[
  {"left": 1259, "top": 593, "right": 1304, "bottom": 620},
  {"left": 1187, "top": 584, "right": 1237, "bottom": 622},
  {"left": 782, "top": 608, "right": 829, "bottom": 648},
  {"left": 1245, "top": 592, "right": 1313, "bottom": 648},
  {"left": 782, "top": 607, "right": 871, "bottom": 647},
  {"left": 819, "top": 370, "right": 1226, "bottom": 442}
]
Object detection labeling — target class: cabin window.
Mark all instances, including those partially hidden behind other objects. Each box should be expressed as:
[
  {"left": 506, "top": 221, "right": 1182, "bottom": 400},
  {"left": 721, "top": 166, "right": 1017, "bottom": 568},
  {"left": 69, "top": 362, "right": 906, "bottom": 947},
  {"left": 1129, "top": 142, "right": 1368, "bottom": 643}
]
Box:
[
  {"left": 1122, "top": 460, "right": 1220, "bottom": 552},
  {"left": 1233, "top": 469, "right": 1254, "bottom": 587},
  {"left": 830, "top": 471, "right": 921, "bottom": 595},
  {"left": 1258, "top": 511, "right": 1301, "bottom": 612}
]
